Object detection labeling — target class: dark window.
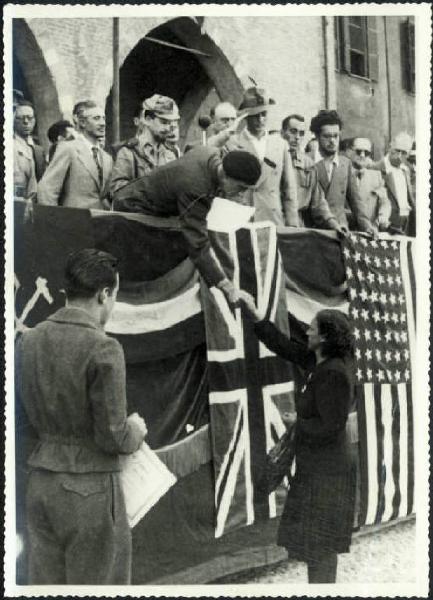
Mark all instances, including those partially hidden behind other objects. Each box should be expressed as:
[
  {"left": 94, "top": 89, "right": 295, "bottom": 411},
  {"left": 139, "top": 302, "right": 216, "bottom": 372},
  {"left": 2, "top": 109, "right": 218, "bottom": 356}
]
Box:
[
  {"left": 334, "top": 16, "right": 379, "bottom": 81},
  {"left": 401, "top": 17, "right": 415, "bottom": 93}
]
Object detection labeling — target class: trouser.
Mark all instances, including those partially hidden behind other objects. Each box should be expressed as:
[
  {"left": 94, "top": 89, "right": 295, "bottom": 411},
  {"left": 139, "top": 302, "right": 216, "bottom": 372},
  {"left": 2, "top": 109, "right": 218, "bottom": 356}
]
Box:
[
  {"left": 26, "top": 470, "right": 131, "bottom": 585},
  {"left": 307, "top": 553, "right": 338, "bottom": 583}
]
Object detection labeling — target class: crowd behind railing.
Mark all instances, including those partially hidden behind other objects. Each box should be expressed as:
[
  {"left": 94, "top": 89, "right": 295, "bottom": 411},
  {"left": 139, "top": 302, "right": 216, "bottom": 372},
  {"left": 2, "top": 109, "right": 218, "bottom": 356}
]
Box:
[{"left": 13, "top": 86, "right": 416, "bottom": 242}]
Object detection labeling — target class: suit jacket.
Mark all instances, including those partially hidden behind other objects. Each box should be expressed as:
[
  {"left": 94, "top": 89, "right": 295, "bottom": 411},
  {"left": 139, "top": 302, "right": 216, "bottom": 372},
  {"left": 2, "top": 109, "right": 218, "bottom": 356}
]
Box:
[
  {"left": 14, "top": 135, "right": 37, "bottom": 200},
  {"left": 371, "top": 157, "right": 415, "bottom": 233},
  {"left": 291, "top": 150, "right": 317, "bottom": 226},
  {"left": 32, "top": 143, "right": 47, "bottom": 181},
  {"left": 37, "top": 137, "right": 112, "bottom": 210},
  {"left": 353, "top": 168, "right": 391, "bottom": 227},
  {"left": 311, "top": 154, "right": 373, "bottom": 232},
  {"left": 224, "top": 130, "right": 298, "bottom": 226},
  {"left": 15, "top": 307, "right": 144, "bottom": 473}
]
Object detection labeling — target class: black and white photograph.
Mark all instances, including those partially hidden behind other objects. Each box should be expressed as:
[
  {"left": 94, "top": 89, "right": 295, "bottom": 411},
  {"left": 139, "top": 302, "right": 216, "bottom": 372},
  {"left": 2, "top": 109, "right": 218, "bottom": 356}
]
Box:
[{"left": 4, "top": 3, "right": 430, "bottom": 596}]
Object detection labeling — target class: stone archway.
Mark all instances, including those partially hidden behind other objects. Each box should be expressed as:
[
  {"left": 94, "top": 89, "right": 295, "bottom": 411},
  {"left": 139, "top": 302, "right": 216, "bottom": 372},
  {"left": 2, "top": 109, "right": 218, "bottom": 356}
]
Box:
[
  {"left": 13, "top": 19, "right": 62, "bottom": 148},
  {"left": 105, "top": 17, "right": 244, "bottom": 149}
]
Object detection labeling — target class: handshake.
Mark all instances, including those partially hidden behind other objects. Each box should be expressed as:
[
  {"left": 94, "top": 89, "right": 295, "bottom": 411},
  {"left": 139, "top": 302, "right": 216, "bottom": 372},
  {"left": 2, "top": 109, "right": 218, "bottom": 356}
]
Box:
[{"left": 216, "top": 280, "right": 264, "bottom": 321}]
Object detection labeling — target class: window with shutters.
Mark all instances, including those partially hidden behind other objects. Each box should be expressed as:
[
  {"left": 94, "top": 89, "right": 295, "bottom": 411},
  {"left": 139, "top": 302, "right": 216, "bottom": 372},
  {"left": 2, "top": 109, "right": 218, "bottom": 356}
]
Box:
[
  {"left": 334, "top": 16, "right": 379, "bottom": 81},
  {"left": 401, "top": 18, "right": 415, "bottom": 93}
]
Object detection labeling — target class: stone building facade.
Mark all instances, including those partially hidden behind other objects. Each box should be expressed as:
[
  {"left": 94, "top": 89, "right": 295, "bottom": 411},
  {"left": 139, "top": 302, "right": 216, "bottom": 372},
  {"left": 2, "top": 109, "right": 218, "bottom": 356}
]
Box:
[{"left": 12, "top": 14, "right": 415, "bottom": 155}]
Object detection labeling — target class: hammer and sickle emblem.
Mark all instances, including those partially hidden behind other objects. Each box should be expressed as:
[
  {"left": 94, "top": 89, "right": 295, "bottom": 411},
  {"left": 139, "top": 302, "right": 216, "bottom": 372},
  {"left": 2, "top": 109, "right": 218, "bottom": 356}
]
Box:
[{"left": 15, "top": 275, "right": 54, "bottom": 336}]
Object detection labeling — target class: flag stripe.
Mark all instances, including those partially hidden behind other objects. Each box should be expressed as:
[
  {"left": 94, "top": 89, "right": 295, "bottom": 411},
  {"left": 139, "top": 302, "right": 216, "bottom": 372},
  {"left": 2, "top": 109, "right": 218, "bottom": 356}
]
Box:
[
  {"left": 396, "top": 383, "right": 408, "bottom": 518},
  {"left": 216, "top": 405, "right": 244, "bottom": 511},
  {"left": 373, "top": 384, "right": 385, "bottom": 524},
  {"left": 390, "top": 385, "right": 401, "bottom": 521},
  {"left": 406, "top": 382, "right": 415, "bottom": 515},
  {"left": 406, "top": 241, "right": 417, "bottom": 329},
  {"left": 381, "top": 385, "right": 395, "bottom": 522},
  {"left": 357, "top": 387, "right": 369, "bottom": 527},
  {"left": 363, "top": 384, "right": 379, "bottom": 525}
]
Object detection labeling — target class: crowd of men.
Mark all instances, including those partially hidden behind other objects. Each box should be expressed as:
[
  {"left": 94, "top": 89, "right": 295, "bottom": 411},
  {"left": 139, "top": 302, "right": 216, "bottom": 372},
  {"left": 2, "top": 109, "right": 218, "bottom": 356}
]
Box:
[{"left": 13, "top": 87, "right": 416, "bottom": 305}]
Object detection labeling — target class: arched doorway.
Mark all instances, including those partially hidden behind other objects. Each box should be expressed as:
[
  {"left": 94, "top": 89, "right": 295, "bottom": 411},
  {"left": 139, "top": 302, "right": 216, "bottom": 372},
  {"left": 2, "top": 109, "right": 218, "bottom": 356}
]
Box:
[
  {"left": 106, "top": 17, "right": 244, "bottom": 149},
  {"left": 13, "top": 19, "right": 62, "bottom": 148}
]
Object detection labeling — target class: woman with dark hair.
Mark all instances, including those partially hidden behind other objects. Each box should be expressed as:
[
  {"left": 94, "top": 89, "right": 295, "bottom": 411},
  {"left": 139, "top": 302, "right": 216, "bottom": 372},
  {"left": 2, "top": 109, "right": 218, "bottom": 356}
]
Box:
[{"left": 240, "top": 291, "right": 356, "bottom": 583}]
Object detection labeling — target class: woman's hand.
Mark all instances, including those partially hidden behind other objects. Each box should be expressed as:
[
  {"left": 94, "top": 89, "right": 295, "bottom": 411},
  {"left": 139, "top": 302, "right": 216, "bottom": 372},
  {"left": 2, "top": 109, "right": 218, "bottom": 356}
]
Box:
[
  {"left": 239, "top": 290, "right": 264, "bottom": 322},
  {"left": 282, "top": 411, "right": 297, "bottom": 427}
]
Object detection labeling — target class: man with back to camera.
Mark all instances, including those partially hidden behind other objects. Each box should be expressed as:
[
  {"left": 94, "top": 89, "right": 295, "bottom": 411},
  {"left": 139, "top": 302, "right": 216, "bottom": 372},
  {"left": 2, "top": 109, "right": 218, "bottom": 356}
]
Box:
[
  {"left": 224, "top": 87, "right": 298, "bottom": 227},
  {"left": 112, "top": 145, "right": 261, "bottom": 308},
  {"left": 349, "top": 136, "right": 391, "bottom": 232},
  {"left": 281, "top": 113, "right": 317, "bottom": 227},
  {"left": 110, "top": 94, "right": 180, "bottom": 195},
  {"left": 47, "top": 119, "right": 76, "bottom": 162},
  {"left": 15, "top": 248, "right": 148, "bottom": 584},
  {"left": 38, "top": 101, "right": 113, "bottom": 210},
  {"left": 308, "top": 109, "right": 376, "bottom": 237}
]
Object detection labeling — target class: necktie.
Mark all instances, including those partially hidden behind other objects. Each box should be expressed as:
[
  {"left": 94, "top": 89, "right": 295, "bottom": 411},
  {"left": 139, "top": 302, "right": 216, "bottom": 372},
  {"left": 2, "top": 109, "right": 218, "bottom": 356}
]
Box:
[
  {"left": 92, "top": 146, "right": 103, "bottom": 188},
  {"left": 356, "top": 170, "right": 363, "bottom": 180}
]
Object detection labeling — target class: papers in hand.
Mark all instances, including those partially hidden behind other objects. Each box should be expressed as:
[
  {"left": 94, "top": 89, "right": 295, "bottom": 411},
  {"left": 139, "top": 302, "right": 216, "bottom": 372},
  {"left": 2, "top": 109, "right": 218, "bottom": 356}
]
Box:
[
  {"left": 207, "top": 196, "right": 255, "bottom": 233},
  {"left": 119, "top": 441, "right": 177, "bottom": 528}
]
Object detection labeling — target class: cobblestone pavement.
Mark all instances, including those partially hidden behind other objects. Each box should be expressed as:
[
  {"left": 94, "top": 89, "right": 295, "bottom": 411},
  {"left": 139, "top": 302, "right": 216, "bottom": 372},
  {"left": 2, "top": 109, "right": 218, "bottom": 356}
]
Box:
[{"left": 219, "top": 519, "right": 416, "bottom": 584}]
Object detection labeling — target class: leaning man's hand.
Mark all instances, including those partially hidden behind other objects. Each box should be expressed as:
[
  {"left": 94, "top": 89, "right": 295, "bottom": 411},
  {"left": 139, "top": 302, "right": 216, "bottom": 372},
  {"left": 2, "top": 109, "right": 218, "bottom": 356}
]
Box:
[
  {"left": 217, "top": 278, "right": 241, "bottom": 308},
  {"left": 127, "top": 412, "right": 148, "bottom": 438}
]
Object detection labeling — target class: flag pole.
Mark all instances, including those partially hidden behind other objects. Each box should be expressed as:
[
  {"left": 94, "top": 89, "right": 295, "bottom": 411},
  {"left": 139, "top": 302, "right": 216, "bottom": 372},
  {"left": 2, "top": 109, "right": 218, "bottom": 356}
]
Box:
[{"left": 112, "top": 17, "right": 120, "bottom": 144}]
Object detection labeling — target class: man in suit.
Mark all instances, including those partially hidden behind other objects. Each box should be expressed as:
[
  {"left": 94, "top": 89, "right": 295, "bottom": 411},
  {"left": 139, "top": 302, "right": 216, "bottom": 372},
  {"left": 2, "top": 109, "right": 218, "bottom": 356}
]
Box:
[
  {"left": 13, "top": 101, "right": 46, "bottom": 200},
  {"left": 281, "top": 113, "right": 317, "bottom": 227},
  {"left": 368, "top": 132, "right": 415, "bottom": 236},
  {"left": 110, "top": 95, "right": 180, "bottom": 196},
  {"left": 350, "top": 137, "right": 391, "bottom": 231},
  {"left": 224, "top": 87, "right": 298, "bottom": 226},
  {"left": 15, "top": 249, "right": 148, "bottom": 584},
  {"left": 112, "top": 145, "right": 261, "bottom": 307},
  {"left": 38, "top": 101, "right": 112, "bottom": 210},
  {"left": 309, "top": 109, "right": 376, "bottom": 237}
]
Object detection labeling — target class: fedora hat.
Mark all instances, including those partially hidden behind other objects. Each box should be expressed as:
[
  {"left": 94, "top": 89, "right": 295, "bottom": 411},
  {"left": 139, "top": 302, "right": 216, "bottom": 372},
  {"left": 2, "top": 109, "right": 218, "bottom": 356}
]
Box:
[{"left": 238, "top": 87, "right": 276, "bottom": 117}]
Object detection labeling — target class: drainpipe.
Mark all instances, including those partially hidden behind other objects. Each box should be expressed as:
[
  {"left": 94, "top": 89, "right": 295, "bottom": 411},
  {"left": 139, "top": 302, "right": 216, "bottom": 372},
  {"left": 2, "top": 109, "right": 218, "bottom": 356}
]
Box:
[
  {"left": 112, "top": 17, "right": 120, "bottom": 144},
  {"left": 383, "top": 16, "right": 393, "bottom": 144},
  {"left": 322, "top": 16, "right": 337, "bottom": 109}
]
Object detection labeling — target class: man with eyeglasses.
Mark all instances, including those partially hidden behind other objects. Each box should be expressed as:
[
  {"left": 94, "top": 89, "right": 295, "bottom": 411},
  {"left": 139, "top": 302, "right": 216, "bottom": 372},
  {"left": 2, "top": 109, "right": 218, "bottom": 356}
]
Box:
[
  {"left": 281, "top": 114, "right": 317, "bottom": 226},
  {"left": 110, "top": 95, "right": 180, "bottom": 197},
  {"left": 368, "top": 132, "right": 415, "bottom": 236},
  {"left": 308, "top": 109, "right": 376, "bottom": 237},
  {"left": 13, "top": 101, "right": 46, "bottom": 200},
  {"left": 349, "top": 137, "right": 391, "bottom": 232}
]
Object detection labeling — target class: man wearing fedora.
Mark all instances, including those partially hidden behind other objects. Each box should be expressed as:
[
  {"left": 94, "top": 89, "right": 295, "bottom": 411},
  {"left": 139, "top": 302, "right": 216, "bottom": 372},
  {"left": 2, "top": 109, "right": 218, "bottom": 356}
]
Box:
[
  {"left": 224, "top": 87, "right": 298, "bottom": 227},
  {"left": 110, "top": 95, "right": 180, "bottom": 196}
]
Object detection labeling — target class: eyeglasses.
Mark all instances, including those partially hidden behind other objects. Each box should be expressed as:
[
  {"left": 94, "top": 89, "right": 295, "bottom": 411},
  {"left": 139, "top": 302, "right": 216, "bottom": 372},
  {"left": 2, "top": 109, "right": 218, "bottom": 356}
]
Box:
[
  {"left": 14, "top": 115, "right": 35, "bottom": 122},
  {"left": 354, "top": 149, "right": 371, "bottom": 157}
]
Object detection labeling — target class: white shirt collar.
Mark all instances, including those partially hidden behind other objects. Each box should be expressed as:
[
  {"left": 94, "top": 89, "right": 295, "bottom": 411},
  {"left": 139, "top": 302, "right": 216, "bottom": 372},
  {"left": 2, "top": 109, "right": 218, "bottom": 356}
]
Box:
[
  {"left": 81, "top": 134, "right": 100, "bottom": 153},
  {"left": 244, "top": 128, "right": 268, "bottom": 161}
]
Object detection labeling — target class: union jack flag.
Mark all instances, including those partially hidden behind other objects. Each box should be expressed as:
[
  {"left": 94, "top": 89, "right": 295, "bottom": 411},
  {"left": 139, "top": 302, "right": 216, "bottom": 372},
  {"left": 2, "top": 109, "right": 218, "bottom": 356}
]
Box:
[
  {"left": 342, "top": 234, "right": 416, "bottom": 526},
  {"left": 202, "top": 222, "right": 294, "bottom": 538}
]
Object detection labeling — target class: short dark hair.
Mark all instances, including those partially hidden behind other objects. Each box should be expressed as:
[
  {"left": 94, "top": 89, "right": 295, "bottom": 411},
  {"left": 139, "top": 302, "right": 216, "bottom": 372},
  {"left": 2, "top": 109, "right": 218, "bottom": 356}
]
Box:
[
  {"left": 316, "top": 309, "right": 354, "bottom": 359},
  {"left": 64, "top": 249, "right": 119, "bottom": 300},
  {"left": 281, "top": 113, "right": 305, "bottom": 131},
  {"left": 340, "top": 137, "right": 355, "bottom": 152},
  {"left": 133, "top": 101, "right": 145, "bottom": 119},
  {"left": 14, "top": 99, "right": 34, "bottom": 113},
  {"left": 73, "top": 100, "right": 96, "bottom": 119},
  {"left": 310, "top": 110, "right": 343, "bottom": 137},
  {"left": 47, "top": 120, "right": 74, "bottom": 143}
]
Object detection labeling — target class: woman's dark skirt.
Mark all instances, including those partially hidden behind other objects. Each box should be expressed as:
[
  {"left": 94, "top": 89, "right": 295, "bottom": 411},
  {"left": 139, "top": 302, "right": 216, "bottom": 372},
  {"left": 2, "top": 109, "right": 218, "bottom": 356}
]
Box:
[{"left": 277, "top": 463, "right": 356, "bottom": 563}]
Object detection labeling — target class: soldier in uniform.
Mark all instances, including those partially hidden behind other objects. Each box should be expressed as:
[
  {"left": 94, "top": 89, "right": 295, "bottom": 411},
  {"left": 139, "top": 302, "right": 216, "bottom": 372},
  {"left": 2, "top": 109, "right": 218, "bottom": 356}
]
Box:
[{"left": 110, "top": 94, "right": 180, "bottom": 196}]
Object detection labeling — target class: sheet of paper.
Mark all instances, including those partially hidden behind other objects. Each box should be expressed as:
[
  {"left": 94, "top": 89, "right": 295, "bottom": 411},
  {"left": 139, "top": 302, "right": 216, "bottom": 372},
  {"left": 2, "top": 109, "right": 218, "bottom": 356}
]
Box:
[
  {"left": 207, "top": 196, "right": 255, "bottom": 232},
  {"left": 119, "top": 442, "right": 177, "bottom": 528}
]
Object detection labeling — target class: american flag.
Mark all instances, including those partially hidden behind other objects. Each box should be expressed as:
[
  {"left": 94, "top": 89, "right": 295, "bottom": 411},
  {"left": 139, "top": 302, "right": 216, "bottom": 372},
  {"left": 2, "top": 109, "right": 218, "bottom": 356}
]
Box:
[
  {"left": 202, "top": 222, "right": 294, "bottom": 538},
  {"left": 342, "top": 234, "right": 416, "bottom": 526}
]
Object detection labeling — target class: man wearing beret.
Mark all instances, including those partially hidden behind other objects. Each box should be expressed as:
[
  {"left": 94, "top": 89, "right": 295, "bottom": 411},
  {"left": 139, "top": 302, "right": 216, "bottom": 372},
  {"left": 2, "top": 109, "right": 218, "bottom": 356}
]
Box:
[
  {"left": 224, "top": 87, "right": 298, "bottom": 227},
  {"left": 112, "top": 145, "right": 261, "bottom": 307},
  {"left": 110, "top": 95, "right": 180, "bottom": 195},
  {"left": 309, "top": 109, "right": 376, "bottom": 236}
]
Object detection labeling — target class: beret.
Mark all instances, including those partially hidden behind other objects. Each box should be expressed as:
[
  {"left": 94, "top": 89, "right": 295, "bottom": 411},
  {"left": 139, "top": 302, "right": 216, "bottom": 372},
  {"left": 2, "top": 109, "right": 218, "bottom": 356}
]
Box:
[{"left": 222, "top": 150, "right": 261, "bottom": 186}]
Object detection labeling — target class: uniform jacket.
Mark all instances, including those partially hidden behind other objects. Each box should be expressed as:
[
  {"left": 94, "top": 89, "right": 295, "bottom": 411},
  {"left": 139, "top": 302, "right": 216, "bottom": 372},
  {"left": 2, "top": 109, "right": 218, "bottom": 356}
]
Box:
[
  {"left": 14, "top": 134, "right": 37, "bottom": 200},
  {"left": 15, "top": 306, "right": 144, "bottom": 473},
  {"left": 112, "top": 146, "right": 226, "bottom": 287},
  {"left": 370, "top": 157, "right": 415, "bottom": 232},
  {"left": 110, "top": 136, "right": 178, "bottom": 195},
  {"left": 353, "top": 167, "right": 391, "bottom": 227},
  {"left": 254, "top": 320, "right": 353, "bottom": 475},
  {"left": 224, "top": 129, "right": 298, "bottom": 226},
  {"left": 311, "top": 154, "right": 373, "bottom": 232},
  {"left": 37, "top": 137, "right": 112, "bottom": 210}
]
